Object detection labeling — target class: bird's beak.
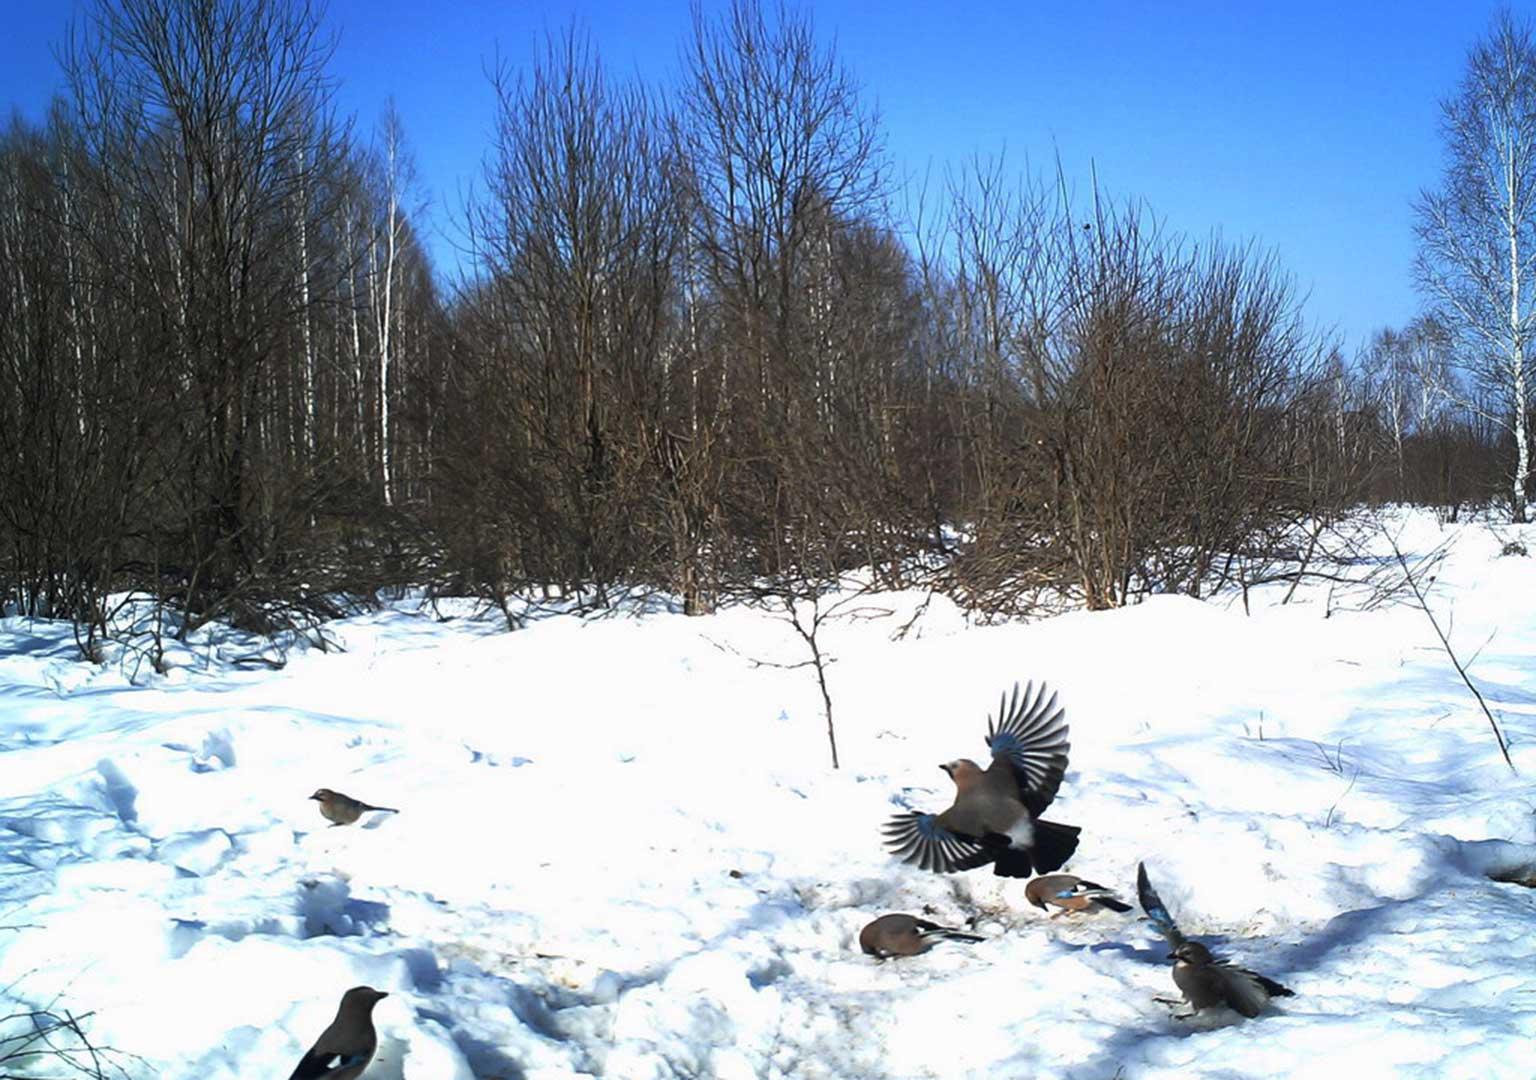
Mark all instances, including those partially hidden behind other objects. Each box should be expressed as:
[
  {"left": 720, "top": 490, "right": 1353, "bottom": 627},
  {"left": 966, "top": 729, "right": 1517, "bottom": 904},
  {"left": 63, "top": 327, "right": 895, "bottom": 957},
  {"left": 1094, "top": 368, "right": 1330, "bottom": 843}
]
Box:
[
  {"left": 377, "top": 991, "right": 390, "bottom": 999},
  {"left": 938, "top": 763, "right": 952, "bottom": 776},
  {"left": 1166, "top": 953, "right": 1178, "bottom": 962},
  {"left": 308, "top": 793, "right": 321, "bottom": 800}
]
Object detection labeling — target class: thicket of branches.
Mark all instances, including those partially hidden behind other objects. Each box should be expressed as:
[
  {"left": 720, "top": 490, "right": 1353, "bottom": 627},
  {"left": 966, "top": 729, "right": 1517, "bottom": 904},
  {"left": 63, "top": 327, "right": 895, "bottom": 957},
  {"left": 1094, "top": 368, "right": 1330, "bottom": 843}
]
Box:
[{"left": 0, "top": 0, "right": 1520, "bottom": 648}]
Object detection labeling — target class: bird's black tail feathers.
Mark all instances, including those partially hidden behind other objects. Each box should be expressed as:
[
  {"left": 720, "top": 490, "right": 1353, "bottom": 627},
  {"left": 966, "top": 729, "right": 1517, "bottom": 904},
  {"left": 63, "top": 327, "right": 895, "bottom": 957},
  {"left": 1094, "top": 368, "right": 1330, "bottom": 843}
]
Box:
[
  {"left": 987, "top": 819, "right": 1080, "bottom": 877},
  {"left": 1096, "top": 896, "right": 1133, "bottom": 913},
  {"left": 1256, "top": 974, "right": 1295, "bottom": 998},
  {"left": 911, "top": 918, "right": 987, "bottom": 943},
  {"left": 1028, "top": 819, "right": 1081, "bottom": 874},
  {"left": 990, "top": 847, "right": 1035, "bottom": 878}
]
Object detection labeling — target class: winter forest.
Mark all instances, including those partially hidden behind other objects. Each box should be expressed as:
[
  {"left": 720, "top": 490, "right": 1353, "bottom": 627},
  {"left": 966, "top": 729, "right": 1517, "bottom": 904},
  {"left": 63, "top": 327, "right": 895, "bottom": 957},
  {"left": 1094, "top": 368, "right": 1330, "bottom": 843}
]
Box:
[
  {"left": 4, "top": 0, "right": 1530, "bottom": 645},
  {"left": 2, "top": 1, "right": 1536, "bottom": 1078}
]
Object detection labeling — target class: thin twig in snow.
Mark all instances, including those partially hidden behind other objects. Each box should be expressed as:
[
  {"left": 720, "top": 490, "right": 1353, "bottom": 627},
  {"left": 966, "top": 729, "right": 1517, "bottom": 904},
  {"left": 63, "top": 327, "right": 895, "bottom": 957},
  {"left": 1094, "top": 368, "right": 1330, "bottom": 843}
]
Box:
[{"left": 1385, "top": 529, "right": 1516, "bottom": 773}]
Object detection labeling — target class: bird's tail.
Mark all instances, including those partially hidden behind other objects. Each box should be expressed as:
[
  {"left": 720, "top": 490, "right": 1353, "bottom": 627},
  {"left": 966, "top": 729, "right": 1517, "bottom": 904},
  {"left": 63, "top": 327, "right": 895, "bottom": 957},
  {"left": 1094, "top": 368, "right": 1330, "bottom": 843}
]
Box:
[
  {"left": 1256, "top": 974, "right": 1295, "bottom": 998},
  {"left": 363, "top": 805, "right": 399, "bottom": 814},
  {"left": 1028, "top": 819, "right": 1081, "bottom": 874},
  {"left": 913, "top": 919, "right": 987, "bottom": 943},
  {"left": 990, "top": 846, "right": 1036, "bottom": 878},
  {"left": 1069, "top": 883, "right": 1132, "bottom": 912}
]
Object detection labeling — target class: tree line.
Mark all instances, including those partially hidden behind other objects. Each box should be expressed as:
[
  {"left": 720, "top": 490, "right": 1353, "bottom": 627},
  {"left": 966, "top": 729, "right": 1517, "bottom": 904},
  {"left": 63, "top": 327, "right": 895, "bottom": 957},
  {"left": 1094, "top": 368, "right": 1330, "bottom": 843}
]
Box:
[{"left": 0, "top": 0, "right": 1525, "bottom": 652}]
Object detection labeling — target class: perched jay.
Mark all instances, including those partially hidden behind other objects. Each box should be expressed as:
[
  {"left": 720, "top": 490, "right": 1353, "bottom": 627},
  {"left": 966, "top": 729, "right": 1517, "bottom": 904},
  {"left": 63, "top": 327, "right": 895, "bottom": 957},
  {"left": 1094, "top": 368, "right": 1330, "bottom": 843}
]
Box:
[
  {"left": 1137, "top": 862, "right": 1294, "bottom": 1019},
  {"left": 288, "top": 986, "right": 388, "bottom": 1080},
  {"left": 884, "top": 681, "right": 1080, "bottom": 878},
  {"left": 859, "top": 913, "right": 986, "bottom": 958},
  {"left": 309, "top": 788, "right": 398, "bottom": 827},
  {"left": 1025, "top": 873, "right": 1132, "bottom": 916}
]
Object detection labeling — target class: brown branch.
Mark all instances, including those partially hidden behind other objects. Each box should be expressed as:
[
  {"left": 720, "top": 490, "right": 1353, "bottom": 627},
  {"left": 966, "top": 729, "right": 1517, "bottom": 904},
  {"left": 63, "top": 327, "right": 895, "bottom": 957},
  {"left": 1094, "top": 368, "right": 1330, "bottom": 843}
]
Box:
[{"left": 1385, "top": 528, "right": 1515, "bottom": 773}]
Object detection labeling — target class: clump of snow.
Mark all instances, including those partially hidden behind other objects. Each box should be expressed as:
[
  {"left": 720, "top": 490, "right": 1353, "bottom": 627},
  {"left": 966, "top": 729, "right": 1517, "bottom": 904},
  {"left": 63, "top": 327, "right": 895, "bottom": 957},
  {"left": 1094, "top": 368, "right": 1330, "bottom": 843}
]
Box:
[{"left": 0, "top": 510, "right": 1533, "bottom": 1077}]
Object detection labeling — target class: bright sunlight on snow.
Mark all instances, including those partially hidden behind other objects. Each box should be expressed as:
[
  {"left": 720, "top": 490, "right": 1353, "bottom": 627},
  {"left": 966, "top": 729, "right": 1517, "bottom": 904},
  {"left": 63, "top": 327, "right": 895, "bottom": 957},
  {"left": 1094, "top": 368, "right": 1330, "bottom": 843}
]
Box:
[{"left": 2, "top": 510, "right": 1535, "bottom": 1078}]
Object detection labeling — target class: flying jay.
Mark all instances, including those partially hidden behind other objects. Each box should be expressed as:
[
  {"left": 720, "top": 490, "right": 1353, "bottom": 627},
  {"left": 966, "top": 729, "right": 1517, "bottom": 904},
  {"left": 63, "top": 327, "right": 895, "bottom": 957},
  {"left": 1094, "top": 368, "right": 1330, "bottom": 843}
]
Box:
[{"left": 883, "top": 681, "right": 1080, "bottom": 878}]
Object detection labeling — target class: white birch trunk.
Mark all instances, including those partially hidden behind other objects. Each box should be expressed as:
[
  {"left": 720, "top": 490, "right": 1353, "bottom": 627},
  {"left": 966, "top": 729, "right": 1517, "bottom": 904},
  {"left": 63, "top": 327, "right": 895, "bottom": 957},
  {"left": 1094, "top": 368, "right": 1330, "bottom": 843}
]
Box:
[
  {"left": 296, "top": 147, "right": 315, "bottom": 457},
  {"left": 1507, "top": 123, "right": 1530, "bottom": 521}
]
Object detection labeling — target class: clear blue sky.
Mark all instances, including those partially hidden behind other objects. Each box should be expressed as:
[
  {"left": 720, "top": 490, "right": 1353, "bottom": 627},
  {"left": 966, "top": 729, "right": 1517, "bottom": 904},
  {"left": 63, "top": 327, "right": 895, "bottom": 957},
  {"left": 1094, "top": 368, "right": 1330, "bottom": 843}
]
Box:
[{"left": 1, "top": 1, "right": 1522, "bottom": 355}]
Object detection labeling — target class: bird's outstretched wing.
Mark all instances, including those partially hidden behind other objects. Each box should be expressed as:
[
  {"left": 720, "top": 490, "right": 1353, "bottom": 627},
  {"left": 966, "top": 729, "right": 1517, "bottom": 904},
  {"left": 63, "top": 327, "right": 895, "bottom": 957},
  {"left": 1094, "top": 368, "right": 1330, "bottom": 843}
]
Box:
[
  {"left": 883, "top": 811, "right": 996, "bottom": 873},
  {"left": 1137, "top": 862, "right": 1187, "bottom": 947},
  {"left": 985, "top": 681, "right": 1070, "bottom": 814}
]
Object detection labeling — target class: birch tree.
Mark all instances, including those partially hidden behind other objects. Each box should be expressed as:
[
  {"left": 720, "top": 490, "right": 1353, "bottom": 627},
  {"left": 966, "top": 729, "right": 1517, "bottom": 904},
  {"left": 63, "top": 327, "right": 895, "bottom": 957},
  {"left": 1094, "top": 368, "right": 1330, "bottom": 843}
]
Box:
[
  {"left": 1415, "top": 9, "right": 1536, "bottom": 522},
  {"left": 369, "top": 100, "right": 413, "bottom": 506}
]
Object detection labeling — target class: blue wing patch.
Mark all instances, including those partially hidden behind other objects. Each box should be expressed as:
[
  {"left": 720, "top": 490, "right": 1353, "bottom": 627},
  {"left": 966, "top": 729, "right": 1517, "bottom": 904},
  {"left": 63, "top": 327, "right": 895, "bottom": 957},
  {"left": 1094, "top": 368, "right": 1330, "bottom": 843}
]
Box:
[
  {"left": 1136, "top": 862, "right": 1184, "bottom": 942},
  {"left": 883, "top": 810, "right": 992, "bottom": 873}
]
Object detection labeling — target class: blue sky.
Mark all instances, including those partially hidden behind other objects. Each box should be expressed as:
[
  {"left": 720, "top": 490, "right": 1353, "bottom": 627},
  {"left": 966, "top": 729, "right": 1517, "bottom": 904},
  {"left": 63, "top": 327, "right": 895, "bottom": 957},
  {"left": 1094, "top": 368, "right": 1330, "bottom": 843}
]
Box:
[{"left": 0, "top": 1, "right": 1519, "bottom": 354}]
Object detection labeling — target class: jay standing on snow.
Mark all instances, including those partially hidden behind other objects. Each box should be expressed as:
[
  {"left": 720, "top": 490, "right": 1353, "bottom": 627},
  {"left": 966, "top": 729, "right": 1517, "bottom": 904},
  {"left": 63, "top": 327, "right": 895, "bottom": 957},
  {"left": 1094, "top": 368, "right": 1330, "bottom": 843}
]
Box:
[
  {"left": 859, "top": 913, "right": 986, "bottom": 958},
  {"left": 1025, "top": 873, "right": 1132, "bottom": 916},
  {"left": 288, "top": 986, "right": 388, "bottom": 1080},
  {"left": 309, "top": 788, "right": 398, "bottom": 827},
  {"left": 1137, "top": 862, "right": 1295, "bottom": 1019}
]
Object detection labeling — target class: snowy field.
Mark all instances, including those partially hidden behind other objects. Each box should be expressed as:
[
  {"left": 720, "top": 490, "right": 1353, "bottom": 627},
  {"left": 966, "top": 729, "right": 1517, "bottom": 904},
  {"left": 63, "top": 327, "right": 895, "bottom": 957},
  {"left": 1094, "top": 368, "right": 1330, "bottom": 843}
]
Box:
[{"left": 1, "top": 510, "right": 1534, "bottom": 1079}]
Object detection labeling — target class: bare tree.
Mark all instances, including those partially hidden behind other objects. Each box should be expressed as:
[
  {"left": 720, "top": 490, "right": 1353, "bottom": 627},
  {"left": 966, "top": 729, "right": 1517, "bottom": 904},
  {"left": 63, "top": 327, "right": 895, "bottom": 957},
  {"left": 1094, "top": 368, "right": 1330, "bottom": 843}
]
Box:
[
  {"left": 672, "top": 0, "right": 889, "bottom": 595},
  {"left": 368, "top": 99, "right": 415, "bottom": 506},
  {"left": 1415, "top": 9, "right": 1536, "bottom": 522},
  {"left": 1364, "top": 327, "right": 1414, "bottom": 496},
  {"left": 444, "top": 26, "right": 680, "bottom": 609},
  {"left": 61, "top": 0, "right": 347, "bottom": 626}
]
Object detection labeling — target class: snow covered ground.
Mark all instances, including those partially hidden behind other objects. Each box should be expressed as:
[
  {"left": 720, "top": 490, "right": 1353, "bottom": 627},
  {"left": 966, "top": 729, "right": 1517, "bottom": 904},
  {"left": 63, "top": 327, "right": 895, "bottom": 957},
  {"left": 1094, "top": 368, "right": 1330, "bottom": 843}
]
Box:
[{"left": 1, "top": 510, "right": 1534, "bottom": 1079}]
